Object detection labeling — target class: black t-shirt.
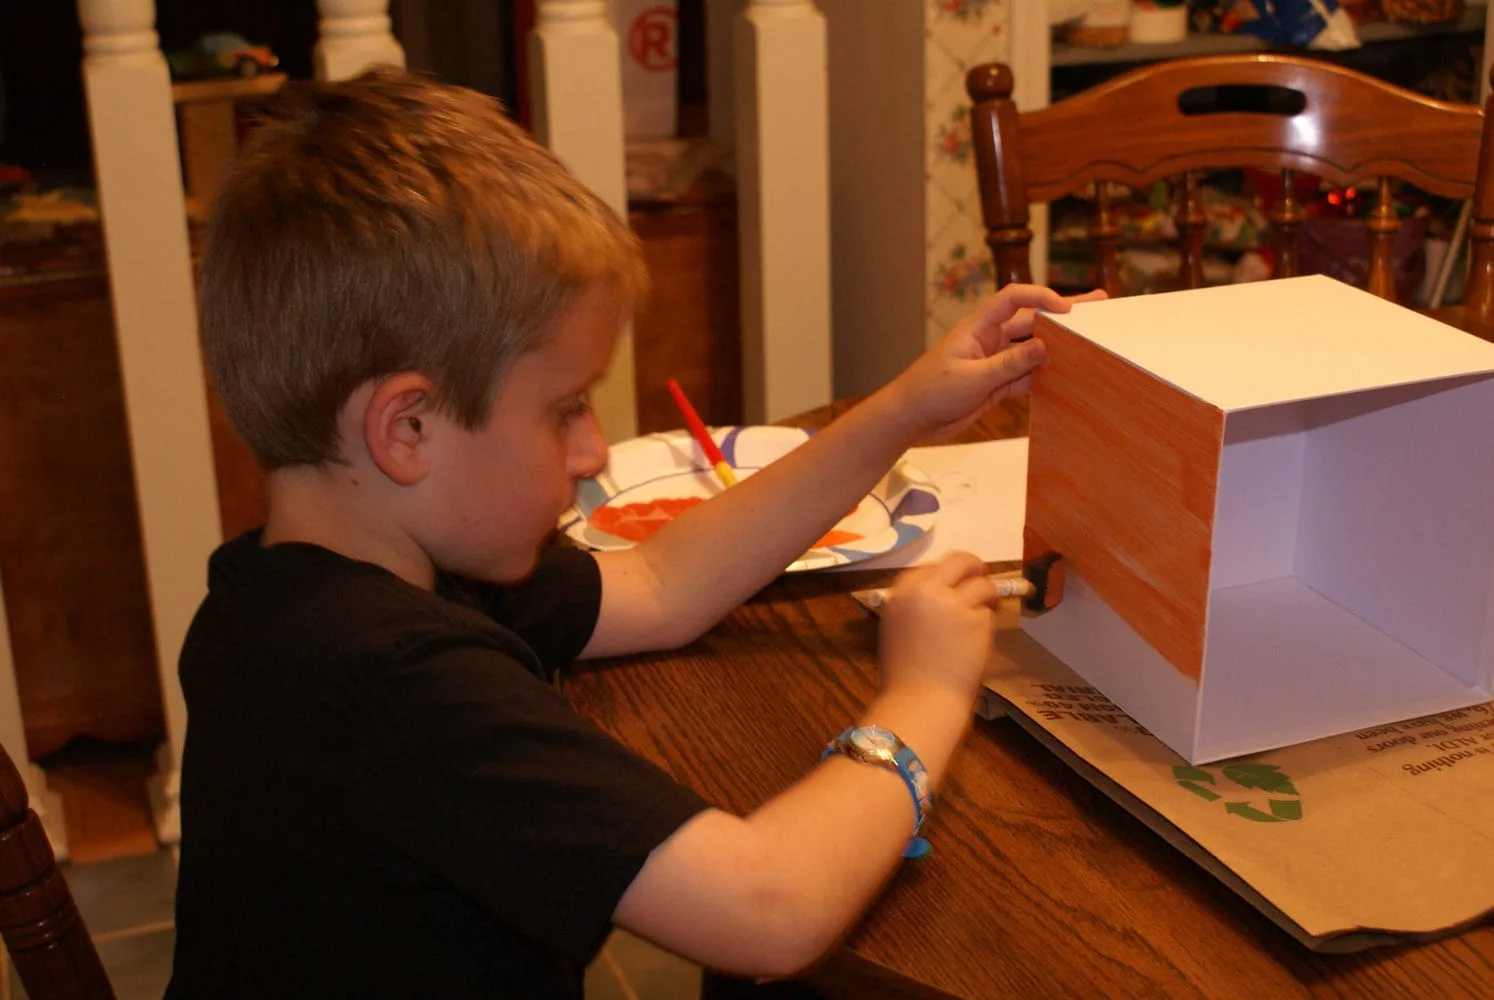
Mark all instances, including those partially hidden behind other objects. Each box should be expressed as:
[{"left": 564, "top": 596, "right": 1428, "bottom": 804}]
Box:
[{"left": 165, "top": 531, "right": 708, "bottom": 998}]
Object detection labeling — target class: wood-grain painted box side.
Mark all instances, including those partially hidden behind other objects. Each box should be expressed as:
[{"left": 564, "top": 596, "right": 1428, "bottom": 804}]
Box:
[{"left": 1024, "top": 314, "right": 1224, "bottom": 682}]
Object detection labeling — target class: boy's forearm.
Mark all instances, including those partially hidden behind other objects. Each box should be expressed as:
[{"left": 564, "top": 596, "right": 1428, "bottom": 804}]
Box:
[
  {"left": 635, "top": 385, "right": 920, "bottom": 641},
  {"left": 740, "top": 682, "right": 975, "bottom": 929},
  {"left": 615, "top": 680, "right": 978, "bottom": 975}
]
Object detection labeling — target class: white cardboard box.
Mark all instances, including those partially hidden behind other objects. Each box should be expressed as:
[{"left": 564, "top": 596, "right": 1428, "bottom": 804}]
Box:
[{"left": 1022, "top": 275, "right": 1494, "bottom": 763}]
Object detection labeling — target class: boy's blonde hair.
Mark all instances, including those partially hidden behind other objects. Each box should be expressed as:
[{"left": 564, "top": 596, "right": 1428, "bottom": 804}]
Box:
[{"left": 201, "top": 67, "right": 648, "bottom": 470}]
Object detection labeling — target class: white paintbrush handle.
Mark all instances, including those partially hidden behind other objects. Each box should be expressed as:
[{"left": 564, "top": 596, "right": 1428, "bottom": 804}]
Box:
[{"left": 861, "top": 574, "right": 1033, "bottom": 610}]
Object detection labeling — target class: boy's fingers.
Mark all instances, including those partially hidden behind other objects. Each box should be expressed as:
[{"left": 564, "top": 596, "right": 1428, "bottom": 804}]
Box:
[
  {"left": 982, "top": 339, "right": 1047, "bottom": 389},
  {"left": 989, "top": 287, "right": 1108, "bottom": 350},
  {"left": 927, "top": 550, "right": 988, "bottom": 587},
  {"left": 895, "top": 550, "right": 983, "bottom": 592},
  {"left": 970, "top": 285, "right": 1069, "bottom": 354},
  {"left": 955, "top": 574, "right": 1003, "bottom": 610}
]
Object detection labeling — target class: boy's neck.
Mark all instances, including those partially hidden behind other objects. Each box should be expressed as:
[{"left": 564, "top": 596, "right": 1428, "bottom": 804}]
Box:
[{"left": 261, "top": 466, "right": 438, "bottom": 591}]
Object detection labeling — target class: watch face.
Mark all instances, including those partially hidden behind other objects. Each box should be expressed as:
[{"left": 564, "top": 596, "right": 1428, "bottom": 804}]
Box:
[{"left": 849, "top": 726, "right": 900, "bottom": 761}]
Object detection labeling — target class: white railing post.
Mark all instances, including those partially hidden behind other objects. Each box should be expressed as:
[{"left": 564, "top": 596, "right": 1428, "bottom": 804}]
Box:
[
  {"left": 1007, "top": 2, "right": 1051, "bottom": 293},
  {"left": 528, "top": 1, "right": 636, "bottom": 442},
  {"left": 736, "top": 0, "right": 832, "bottom": 423},
  {"left": 0, "top": 573, "right": 67, "bottom": 859},
  {"left": 77, "top": 0, "right": 222, "bottom": 845},
  {"left": 315, "top": 0, "right": 406, "bottom": 81}
]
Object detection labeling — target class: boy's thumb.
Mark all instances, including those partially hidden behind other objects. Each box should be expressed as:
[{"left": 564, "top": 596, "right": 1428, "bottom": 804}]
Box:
[{"left": 988, "top": 339, "right": 1047, "bottom": 386}]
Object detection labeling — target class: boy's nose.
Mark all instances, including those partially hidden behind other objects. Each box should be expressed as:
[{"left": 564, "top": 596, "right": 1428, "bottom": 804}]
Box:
[{"left": 568, "top": 412, "right": 609, "bottom": 480}]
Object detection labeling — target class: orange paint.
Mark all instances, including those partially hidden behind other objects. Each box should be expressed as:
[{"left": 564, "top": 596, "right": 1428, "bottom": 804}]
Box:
[
  {"left": 589, "top": 497, "right": 863, "bottom": 550},
  {"left": 1026, "top": 314, "right": 1223, "bottom": 682},
  {"left": 589, "top": 497, "right": 705, "bottom": 542}
]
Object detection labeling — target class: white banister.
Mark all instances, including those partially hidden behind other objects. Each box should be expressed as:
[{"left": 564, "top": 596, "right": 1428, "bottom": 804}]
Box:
[
  {"left": 528, "top": 0, "right": 636, "bottom": 441},
  {"left": 0, "top": 573, "right": 67, "bottom": 859},
  {"left": 77, "top": 0, "right": 222, "bottom": 845},
  {"left": 736, "top": 0, "right": 832, "bottom": 423},
  {"left": 1007, "top": 2, "right": 1051, "bottom": 288},
  {"left": 315, "top": 0, "right": 406, "bottom": 81}
]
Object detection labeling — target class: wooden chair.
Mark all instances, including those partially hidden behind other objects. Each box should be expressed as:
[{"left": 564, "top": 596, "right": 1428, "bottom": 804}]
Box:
[
  {"left": 965, "top": 54, "right": 1494, "bottom": 331},
  {"left": 0, "top": 745, "right": 115, "bottom": 999}
]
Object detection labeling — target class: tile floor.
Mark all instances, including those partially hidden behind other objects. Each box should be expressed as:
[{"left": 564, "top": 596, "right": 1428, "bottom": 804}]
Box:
[{"left": 0, "top": 850, "right": 701, "bottom": 999}]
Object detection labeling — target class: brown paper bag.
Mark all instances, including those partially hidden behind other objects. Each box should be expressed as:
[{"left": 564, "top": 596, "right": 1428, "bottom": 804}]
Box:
[{"left": 981, "top": 624, "right": 1494, "bottom": 951}]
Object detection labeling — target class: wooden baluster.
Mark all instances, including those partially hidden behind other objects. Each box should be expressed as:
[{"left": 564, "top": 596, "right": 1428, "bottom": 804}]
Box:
[
  {"left": 966, "top": 64, "right": 1034, "bottom": 288},
  {"left": 1092, "top": 181, "right": 1122, "bottom": 298},
  {"left": 1270, "top": 168, "right": 1305, "bottom": 279},
  {"left": 1366, "top": 176, "right": 1399, "bottom": 301},
  {"left": 0, "top": 740, "right": 115, "bottom": 999},
  {"left": 1178, "top": 172, "right": 1206, "bottom": 290},
  {"left": 528, "top": 0, "right": 635, "bottom": 439},
  {"left": 706, "top": 0, "right": 736, "bottom": 154},
  {"left": 736, "top": 0, "right": 832, "bottom": 423},
  {"left": 314, "top": 0, "right": 405, "bottom": 81},
  {"left": 78, "top": 0, "right": 220, "bottom": 845}
]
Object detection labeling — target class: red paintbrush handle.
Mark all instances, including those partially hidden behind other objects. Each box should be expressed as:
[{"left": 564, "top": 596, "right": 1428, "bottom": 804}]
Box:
[{"left": 666, "top": 378, "right": 727, "bottom": 466}]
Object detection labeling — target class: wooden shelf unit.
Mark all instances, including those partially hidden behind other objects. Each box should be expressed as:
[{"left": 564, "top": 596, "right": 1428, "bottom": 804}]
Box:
[{"left": 1052, "top": 3, "right": 1487, "bottom": 68}]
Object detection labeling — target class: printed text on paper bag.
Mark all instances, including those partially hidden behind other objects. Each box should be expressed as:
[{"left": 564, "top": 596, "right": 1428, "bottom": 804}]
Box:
[{"left": 1353, "top": 705, "right": 1494, "bottom": 776}]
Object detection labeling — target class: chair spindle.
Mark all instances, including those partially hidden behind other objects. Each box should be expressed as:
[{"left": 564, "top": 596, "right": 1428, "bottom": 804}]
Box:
[
  {"left": 1269, "top": 168, "right": 1305, "bottom": 279},
  {"left": 1091, "top": 181, "right": 1122, "bottom": 299},
  {"left": 1366, "top": 175, "right": 1399, "bottom": 301},
  {"left": 1179, "top": 172, "right": 1207, "bottom": 289}
]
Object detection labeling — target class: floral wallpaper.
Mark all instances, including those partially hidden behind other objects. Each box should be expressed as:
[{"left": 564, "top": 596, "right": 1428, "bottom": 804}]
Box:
[{"left": 924, "top": 0, "right": 1008, "bottom": 345}]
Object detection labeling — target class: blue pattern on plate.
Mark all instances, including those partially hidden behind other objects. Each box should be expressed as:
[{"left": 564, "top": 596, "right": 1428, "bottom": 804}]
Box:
[
  {"left": 718, "top": 426, "right": 744, "bottom": 467},
  {"left": 889, "top": 488, "right": 941, "bottom": 520}
]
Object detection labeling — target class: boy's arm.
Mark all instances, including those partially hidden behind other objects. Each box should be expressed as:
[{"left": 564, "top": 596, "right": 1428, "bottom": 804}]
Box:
[
  {"left": 581, "top": 385, "right": 922, "bottom": 656},
  {"left": 612, "top": 553, "right": 997, "bottom": 976},
  {"left": 580, "top": 284, "right": 1075, "bottom": 659}
]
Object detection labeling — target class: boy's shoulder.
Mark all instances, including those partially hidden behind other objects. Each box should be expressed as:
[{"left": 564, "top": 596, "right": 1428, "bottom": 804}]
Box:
[
  {"left": 189, "top": 530, "right": 504, "bottom": 672},
  {"left": 204, "top": 529, "right": 462, "bottom": 624},
  {"left": 187, "top": 531, "right": 598, "bottom": 684}
]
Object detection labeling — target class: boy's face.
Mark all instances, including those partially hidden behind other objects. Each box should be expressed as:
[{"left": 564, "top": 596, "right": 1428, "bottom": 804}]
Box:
[{"left": 422, "top": 284, "right": 623, "bottom": 583}]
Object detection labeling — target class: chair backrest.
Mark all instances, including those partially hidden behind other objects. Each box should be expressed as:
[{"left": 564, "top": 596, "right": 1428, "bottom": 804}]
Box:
[
  {"left": 0, "top": 745, "right": 115, "bottom": 1000},
  {"left": 966, "top": 54, "right": 1494, "bottom": 323}
]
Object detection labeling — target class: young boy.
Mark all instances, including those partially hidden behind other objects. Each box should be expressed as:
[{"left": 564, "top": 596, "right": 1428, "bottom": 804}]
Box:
[{"left": 165, "top": 68, "right": 1077, "bottom": 998}]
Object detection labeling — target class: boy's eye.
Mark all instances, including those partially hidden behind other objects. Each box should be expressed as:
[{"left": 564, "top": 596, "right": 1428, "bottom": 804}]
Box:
[{"left": 559, "top": 397, "right": 592, "bottom": 423}]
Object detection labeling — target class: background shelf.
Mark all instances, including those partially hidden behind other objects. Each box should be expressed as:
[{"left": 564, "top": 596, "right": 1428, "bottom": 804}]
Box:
[{"left": 1052, "top": 2, "right": 1487, "bottom": 68}]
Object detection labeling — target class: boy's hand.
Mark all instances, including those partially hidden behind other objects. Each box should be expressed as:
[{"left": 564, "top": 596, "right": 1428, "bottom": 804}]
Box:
[
  {"left": 886, "top": 285, "right": 1107, "bottom": 440},
  {"left": 876, "top": 551, "right": 1002, "bottom": 704}
]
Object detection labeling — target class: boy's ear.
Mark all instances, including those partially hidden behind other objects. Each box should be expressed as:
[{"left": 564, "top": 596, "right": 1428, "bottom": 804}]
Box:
[{"left": 363, "top": 372, "right": 436, "bottom": 487}]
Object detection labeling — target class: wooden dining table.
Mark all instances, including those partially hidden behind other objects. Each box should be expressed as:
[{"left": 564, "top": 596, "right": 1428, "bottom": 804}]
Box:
[{"left": 562, "top": 395, "right": 1494, "bottom": 999}]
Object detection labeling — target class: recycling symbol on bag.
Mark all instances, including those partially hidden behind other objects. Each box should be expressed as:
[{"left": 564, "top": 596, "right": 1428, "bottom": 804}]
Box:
[{"left": 1173, "top": 763, "right": 1302, "bottom": 822}]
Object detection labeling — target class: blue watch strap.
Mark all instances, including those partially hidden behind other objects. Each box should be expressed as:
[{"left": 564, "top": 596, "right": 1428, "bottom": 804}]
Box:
[{"left": 822, "top": 726, "right": 934, "bottom": 859}]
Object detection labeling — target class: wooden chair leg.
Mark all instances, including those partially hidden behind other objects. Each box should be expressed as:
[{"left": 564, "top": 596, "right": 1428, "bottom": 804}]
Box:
[{"left": 0, "top": 750, "right": 115, "bottom": 999}]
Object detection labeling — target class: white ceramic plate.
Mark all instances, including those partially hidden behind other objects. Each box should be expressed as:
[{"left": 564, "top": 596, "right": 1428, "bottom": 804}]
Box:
[{"left": 558, "top": 426, "right": 941, "bottom": 572}]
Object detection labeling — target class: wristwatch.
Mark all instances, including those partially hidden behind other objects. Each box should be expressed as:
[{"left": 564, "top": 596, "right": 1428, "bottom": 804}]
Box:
[{"left": 822, "top": 725, "right": 934, "bottom": 858}]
